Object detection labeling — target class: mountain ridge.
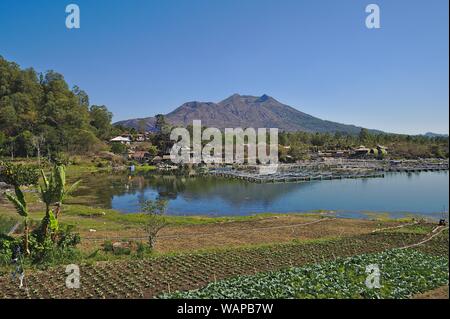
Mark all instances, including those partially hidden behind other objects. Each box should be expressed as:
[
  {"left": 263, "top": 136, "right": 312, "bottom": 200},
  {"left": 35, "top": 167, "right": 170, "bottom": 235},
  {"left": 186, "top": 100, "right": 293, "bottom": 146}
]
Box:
[
  {"left": 423, "top": 132, "right": 449, "bottom": 138},
  {"left": 114, "top": 94, "right": 382, "bottom": 134}
]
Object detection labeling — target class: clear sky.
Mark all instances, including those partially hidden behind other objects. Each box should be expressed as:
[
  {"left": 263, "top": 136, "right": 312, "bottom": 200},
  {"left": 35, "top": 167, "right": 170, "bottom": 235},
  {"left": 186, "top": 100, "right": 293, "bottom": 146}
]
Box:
[{"left": 0, "top": 0, "right": 448, "bottom": 135}]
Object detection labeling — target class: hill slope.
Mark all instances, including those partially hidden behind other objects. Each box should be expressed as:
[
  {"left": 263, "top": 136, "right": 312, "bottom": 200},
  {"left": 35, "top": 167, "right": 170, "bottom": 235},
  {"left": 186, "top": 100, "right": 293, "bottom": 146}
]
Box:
[{"left": 115, "top": 94, "right": 378, "bottom": 134}]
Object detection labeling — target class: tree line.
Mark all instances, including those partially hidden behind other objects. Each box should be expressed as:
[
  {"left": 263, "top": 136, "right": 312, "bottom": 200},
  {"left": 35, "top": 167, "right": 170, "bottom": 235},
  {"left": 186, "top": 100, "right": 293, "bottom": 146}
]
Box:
[
  {"left": 0, "top": 56, "right": 120, "bottom": 161},
  {"left": 279, "top": 128, "right": 449, "bottom": 160}
]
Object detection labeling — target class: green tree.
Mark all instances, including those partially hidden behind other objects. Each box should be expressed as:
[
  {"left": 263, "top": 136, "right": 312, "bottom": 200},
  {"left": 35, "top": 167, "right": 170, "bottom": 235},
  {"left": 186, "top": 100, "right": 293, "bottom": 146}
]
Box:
[
  {"left": 89, "top": 105, "right": 113, "bottom": 139},
  {"left": 359, "top": 128, "right": 370, "bottom": 144},
  {"left": 279, "top": 132, "right": 289, "bottom": 146},
  {"left": 138, "top": 119, "right": 147, "bottom": 134},
  {"left": 141, "top": 198, "right": 168, "bottom": 249},
  {"left": 148, "top": 145, "right": 159, "bottom": 157},
  {"left": 16, "top": 130, "right": 34, "bottom": 157},
  {"left": 5, "top": 187, "right": 31, "bottom": 254},
  {"left": 31, "top": 134, "right": 45, "bottom": 165},
  {"left": 0, "top": 163, "right": 39, "bottom": 255},
  {"left": 0, "top": 162, "right": 39, "bottom": 186},
  {"left": 0, "top": 104, "right": 18, "bottom": 135},
  {"left": 0, "top": 55, "right": 116, "bottom": 157},
  {"left": 38, "top": 165, "right": 81, "bottom": 241},
  {"left": 72, "top": 85, "right": 90, "bottom": 107},
  {"left": 154, "top": 114, "right": 172, "bottom": 154},
  {"left": 69, "top": 129, "right": 104, "bottom": 154},
  {"left": 111, "top": 142, "right": 128, "bottom": 155},
  {"left": 155, "top": 114, "right": 168, "bottom": 133},
  {"left": 0, "top": 132, "right": 6, "bottom": 155}
]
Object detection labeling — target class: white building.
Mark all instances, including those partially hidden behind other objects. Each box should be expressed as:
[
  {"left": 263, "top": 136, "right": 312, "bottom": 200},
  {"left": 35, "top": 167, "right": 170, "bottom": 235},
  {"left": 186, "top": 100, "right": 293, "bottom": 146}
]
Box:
[{"left": 110, "top": 136, "right": 131, "bottom": 145}]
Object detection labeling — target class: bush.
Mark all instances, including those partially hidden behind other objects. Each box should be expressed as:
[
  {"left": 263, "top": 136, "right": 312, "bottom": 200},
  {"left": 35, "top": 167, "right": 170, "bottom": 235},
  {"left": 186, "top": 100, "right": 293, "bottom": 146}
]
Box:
[
  {"left": 103, "top": 240, "right": 146, "bottom": 256},
  {"left": 57, "top": 225, "right": 81, "bottom": 249},
  {"left": 0, "top": 234, "right": 16, "bottom": 267},
  {"left": 113, "top": 246, "right": 131, "bottom": 255},
  {"left": 52, "top": 152, "right": 71, "bottom": 166},
  {"left": 96, "top": 161, "right": 106, "bottom": 168},
  {"left": 18, "top": 225, "right": 83, "bottom": 267},
  {"left": 27, "top": 234, "right": 81, "bottom": 267},
  {"left": 0, "top": 162, "right": 39, "bottom": 186},
  {"left": 136, "top": 241, "right": 149, "bottom": 258},
  {"left": 111, "top": 143, "right": 128, "bottom": 155},
  {"left": 103, "top": 240, "right": 114, "bottom": 252}
]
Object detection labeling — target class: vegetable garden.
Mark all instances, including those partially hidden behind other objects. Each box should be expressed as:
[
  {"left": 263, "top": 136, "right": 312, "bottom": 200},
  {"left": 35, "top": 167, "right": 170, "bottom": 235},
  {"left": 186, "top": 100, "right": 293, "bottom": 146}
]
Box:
[
  {"left": 160, "top": 249, "right": 448, "bottom": 299},
  {"left": 0, "top": 228, "right": 447, "bottom": 299}
]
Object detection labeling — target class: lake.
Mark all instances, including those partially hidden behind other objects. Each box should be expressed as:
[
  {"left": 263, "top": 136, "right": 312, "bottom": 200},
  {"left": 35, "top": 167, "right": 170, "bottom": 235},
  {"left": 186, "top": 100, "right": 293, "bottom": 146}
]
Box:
[{"left": 77, "top": 170, "right": 449, "bottom": 219}]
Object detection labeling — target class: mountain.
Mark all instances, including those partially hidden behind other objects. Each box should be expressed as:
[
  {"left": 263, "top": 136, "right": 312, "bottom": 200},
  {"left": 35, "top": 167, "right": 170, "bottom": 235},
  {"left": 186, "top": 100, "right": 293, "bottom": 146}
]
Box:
[
  {"left": 115, "top": 94, "right": 380, "bottom": 134},
  {"left": 423, "top": 132, "right": 449, "bottom": 138}
]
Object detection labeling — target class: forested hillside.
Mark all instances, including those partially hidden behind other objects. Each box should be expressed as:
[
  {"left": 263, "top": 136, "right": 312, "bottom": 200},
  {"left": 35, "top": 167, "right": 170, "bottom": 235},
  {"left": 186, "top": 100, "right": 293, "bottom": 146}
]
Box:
[{"left": 0, "top": 56, "right": 117, "bottom": 159}]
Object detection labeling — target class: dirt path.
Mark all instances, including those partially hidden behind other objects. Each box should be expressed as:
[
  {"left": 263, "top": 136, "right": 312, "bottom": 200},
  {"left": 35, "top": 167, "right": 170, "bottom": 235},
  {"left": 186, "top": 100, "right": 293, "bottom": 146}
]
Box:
[
  {"left": 413, "top": 286, "right": 449, "bottom": 299},
  {"left": 399, "top": 226, "right": 449, "bottom": 250}
]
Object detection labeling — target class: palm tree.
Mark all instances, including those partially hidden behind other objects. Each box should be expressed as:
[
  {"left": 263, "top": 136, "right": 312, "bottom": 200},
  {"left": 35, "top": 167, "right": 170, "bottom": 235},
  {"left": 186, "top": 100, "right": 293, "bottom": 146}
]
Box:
[
  {"left": 5, "top": 186, "right": 31, "bottom": 255},
  {"left": 39, "top": 165, "right": 81, "bottom": 240}
]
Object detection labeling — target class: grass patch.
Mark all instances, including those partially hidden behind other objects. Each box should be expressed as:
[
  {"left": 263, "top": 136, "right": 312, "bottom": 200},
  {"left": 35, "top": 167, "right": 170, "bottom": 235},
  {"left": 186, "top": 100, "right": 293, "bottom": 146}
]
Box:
[
  {"left": 0, "top": 215, "right": 17, "bottom": 235},
  {"left": 62, "top": 204, "right": 320, "bottom": 228},
  {"left": 389, "top": 223, "right": 435, "bottom": 235},
  {"left": 134, "top": 165, "right": 157, "bottom": 172}
]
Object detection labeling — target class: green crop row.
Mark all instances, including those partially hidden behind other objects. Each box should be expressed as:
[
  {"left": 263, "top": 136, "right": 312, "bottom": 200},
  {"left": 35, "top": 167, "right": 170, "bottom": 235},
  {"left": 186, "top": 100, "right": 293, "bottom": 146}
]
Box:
[{"left": 160, "top": 249, "right": 449, "bottom": 299}]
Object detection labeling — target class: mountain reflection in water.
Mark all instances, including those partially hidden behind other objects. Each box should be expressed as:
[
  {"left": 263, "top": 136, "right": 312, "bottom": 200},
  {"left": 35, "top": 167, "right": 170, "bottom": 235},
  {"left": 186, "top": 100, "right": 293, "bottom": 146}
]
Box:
[{"left": 72, "top": 171, "right": 449, "bottom": 218}]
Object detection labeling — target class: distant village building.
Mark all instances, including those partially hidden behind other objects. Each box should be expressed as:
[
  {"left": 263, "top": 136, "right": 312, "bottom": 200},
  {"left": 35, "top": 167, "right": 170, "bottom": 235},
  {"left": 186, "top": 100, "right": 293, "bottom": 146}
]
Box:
[
  {"left": 353, "top": 145, "right": 388, "bottom": 158},
  {"left": 110, "top": 136, "right": 131, "bottom": 145},
  {"left": 130, "top": 151, "right": 151, "bottom": 162},
  {"left": 134, "top": 133, "right": 152, "bottom": 142},
  {"left": 317, "top": 150, "right": 350, "bottom": 159},
  {"left": 135, "top": 134, "right": 146, "bottom": 142},
  {"left": 354, "top": 145, "right": 371, "bottom": 157},
  {"left": 150, "top": 155, "right": 173, "bottom": 165},
  {"left": 377, "top": 145, "right": 388, "bottom": 155}
]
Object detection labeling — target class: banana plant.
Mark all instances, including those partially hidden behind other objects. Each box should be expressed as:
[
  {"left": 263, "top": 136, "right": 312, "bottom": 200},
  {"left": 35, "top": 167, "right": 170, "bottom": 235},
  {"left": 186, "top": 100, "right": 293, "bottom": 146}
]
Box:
[
  {"left": 39, "top": 165, "right": 81, "bottom": 240},
  {"left": 5, "top": 186, "right": 31, "bottom": 255}
]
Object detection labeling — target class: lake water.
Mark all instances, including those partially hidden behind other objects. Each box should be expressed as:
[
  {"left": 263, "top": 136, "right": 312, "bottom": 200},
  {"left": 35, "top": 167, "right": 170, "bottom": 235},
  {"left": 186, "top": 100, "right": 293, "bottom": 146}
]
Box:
[{"left": 80, "top": 171, "right": 449, "bottom": 219}]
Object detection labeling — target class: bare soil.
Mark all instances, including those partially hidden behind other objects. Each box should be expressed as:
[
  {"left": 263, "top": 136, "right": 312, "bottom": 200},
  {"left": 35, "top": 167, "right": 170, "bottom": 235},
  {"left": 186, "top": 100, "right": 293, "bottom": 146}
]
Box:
[
  {"left": 413, "top": 286, "right": 449, "bottom": 299},
  {"left": 78, "top": 215, "right": 402, "bottom": 253}
]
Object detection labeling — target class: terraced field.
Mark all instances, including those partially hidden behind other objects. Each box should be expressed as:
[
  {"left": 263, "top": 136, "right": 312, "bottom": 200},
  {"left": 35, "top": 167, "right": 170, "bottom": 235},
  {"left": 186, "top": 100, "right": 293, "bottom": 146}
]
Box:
[{"left": 0, "top": 226, "right": 447, "bottom": 299}]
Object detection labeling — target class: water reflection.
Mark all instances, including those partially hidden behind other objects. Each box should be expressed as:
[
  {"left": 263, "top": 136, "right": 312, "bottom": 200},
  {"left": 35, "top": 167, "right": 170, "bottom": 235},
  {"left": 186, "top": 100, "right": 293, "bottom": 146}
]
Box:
[{"left": 73, "top": 171, "right": 449, "bottom": 217}]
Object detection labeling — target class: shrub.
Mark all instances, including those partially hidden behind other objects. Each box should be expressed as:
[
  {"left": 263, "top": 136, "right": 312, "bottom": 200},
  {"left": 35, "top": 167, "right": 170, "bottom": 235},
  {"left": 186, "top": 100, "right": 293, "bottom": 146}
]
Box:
[
  {"left": 111, "top": 143, "right": 127, "bottom": 155},
  {"left": 103, "top": 240, "right": 114, "bottom": 252},
  {"left": 27, "top": 231, "right": 81, "bottom": 267},
  {"left": 136, "top": 241, "right": 149, "bottom": 258},
  {"left": 0, "top": 162, "right": 39, "bottom": 186},
  {"left": 0, "top": 234, "right": 16, "bottom": 267}
]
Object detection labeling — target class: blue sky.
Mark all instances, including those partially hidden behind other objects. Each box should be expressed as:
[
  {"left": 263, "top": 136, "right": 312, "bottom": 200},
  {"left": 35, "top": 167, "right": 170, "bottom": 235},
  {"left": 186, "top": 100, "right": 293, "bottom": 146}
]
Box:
[{"left": 0, "top": 0, "right": 448, "bottom": 134}]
